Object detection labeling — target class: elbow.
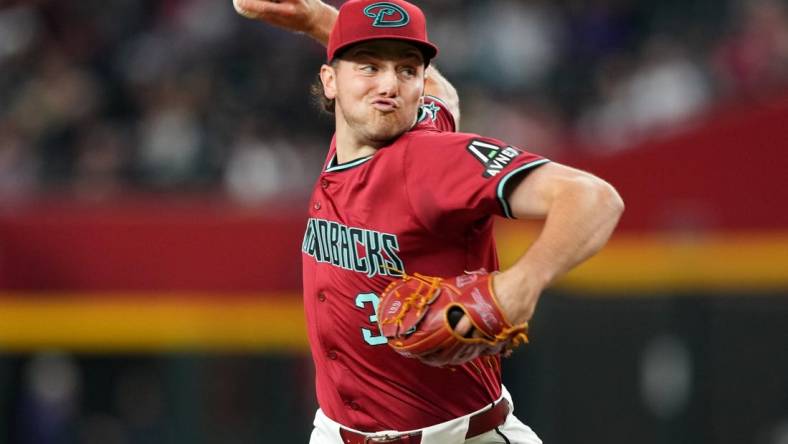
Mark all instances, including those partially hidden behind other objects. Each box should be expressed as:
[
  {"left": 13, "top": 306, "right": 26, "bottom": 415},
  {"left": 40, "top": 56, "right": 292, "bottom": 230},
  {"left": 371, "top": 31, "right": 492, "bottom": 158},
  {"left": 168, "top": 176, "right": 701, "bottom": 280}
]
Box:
[
  {"left": 594, "top": 179, "right": 625, "bottom": 222},
  {"left": 567, "top": 174, "right": 624, "bottom": 221}
]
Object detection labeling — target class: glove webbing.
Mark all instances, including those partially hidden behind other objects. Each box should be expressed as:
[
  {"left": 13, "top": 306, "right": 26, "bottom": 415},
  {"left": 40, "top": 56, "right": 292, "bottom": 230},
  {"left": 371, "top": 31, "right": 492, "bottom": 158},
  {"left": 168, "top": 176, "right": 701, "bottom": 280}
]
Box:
[{"left": 379, "top": 272, "right": 442, "bottom": 333}]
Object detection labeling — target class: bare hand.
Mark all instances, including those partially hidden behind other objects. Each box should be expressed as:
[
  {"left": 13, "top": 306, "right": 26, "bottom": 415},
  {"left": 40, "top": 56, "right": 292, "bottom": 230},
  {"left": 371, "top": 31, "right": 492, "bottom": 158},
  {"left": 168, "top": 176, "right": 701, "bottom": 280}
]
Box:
[{"left": 232, "top": 0, "right": 336, "bottom": 43}]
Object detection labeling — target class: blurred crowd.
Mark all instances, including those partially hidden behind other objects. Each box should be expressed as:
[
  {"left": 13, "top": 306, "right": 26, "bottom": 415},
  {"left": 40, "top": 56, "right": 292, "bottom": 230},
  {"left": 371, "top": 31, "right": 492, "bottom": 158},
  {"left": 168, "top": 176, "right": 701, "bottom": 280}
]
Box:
[
  {"left": 0, "top": 0, "right": 787, "bottom": 204},
  {"left": 1, "top": 352, "right": 315, "bottom": 443}
]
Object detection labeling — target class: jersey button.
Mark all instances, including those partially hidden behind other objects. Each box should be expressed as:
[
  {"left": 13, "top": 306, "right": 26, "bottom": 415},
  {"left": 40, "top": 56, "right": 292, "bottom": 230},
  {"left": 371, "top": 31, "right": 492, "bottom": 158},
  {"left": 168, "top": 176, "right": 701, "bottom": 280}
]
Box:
[
  {"left": 317, "top": 292, "right": 326, "bottom": 302},
  {"left": 327, "top": 350, "right": 337, "bottom": 360},
  {"left": 350, "top": 402, "right": 361, "bottom": 411},
  {"left": 313, "top": 201, "right": 321, "bottom": 210},
  {"left": 320, "top": 179, "right": 329, "bottom": 189}
]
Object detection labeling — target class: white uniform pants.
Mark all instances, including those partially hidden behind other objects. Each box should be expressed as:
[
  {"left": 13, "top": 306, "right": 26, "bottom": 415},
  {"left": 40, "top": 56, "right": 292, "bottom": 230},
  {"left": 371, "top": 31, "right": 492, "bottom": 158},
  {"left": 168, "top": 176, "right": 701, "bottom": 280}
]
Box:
[{"left": 309, "top": 386, "right": 542, "bottom": 444}]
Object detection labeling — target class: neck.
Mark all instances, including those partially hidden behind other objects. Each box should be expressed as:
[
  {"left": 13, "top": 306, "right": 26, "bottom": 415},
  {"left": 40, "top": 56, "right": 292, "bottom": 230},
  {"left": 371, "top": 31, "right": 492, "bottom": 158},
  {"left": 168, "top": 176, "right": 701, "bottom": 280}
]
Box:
[
  {"left": 333, "top": 111, "right": 384, "bottom": 164},
  {"left": 333, "top": 108, "right": 420, "bottom": 164},
  {"left": 335, "top": 128, "right": 378, "bottom": 165}
]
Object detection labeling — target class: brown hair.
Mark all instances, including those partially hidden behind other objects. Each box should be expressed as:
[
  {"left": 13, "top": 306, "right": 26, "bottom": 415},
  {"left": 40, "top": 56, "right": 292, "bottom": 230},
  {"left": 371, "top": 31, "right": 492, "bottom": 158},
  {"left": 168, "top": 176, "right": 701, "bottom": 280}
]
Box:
[
  {"left": 310, "top": 59, "right": 339, "bottom": 115},
  {"left": 310, "top": 74, "right": 335, "bottom": 115}
]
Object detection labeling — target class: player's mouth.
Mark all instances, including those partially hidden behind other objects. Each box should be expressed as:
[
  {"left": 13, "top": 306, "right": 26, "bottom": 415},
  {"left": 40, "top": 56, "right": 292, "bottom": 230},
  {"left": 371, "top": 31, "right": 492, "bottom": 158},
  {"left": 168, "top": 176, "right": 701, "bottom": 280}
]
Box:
[{"left": 371, "top": 99, "right": 398, "bottom": 112}]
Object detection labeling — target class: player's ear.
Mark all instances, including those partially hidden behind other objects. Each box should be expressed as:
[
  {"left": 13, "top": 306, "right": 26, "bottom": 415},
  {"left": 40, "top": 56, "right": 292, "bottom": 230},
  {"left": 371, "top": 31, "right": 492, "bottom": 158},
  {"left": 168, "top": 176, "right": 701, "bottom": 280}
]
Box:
[{"left": 320, "top": 64, "right": 337, "bottom": 100}]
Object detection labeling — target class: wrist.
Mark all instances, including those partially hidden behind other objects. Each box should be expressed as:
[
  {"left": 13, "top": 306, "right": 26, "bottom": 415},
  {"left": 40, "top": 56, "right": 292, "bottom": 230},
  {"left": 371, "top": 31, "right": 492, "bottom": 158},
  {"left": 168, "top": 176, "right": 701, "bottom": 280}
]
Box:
[
  {"left": 496, "top": 267, "right": 547, "bottom": 295},
  {"left": 492, "top": 267, "right": 547, "bottom": 324},
  {"left": 306, "top": 2, "right": 338, "bottom": 45}
]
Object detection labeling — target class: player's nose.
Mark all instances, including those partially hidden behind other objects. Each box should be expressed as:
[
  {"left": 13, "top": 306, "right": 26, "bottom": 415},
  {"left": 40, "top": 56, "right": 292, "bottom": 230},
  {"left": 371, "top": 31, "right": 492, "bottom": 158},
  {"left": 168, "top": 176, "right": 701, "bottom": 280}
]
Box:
[{"left": 376, "top": 69, "right": 399, "bottom": 97}]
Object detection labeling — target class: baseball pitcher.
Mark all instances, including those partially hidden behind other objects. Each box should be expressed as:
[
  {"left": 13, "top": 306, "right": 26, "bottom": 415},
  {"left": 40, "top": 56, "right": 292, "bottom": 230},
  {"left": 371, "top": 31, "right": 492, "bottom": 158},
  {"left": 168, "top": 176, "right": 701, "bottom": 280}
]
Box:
[{"left": 233, "top": 1, "right": 624, "bottom": 443}]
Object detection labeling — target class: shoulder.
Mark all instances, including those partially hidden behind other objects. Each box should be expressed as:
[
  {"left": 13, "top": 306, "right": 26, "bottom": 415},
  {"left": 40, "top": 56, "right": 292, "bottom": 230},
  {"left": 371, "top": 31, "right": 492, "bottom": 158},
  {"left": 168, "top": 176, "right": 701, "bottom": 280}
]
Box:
[
  {"left": 404, "top": 130, "right": 549, "bottom": 186},
  {"left": 406, "top": 130, "right": 500, "bottom": 153},
  {"left": 402, "top": 130, "right": 500, "bottom": 166},
  {"left": 412, "top": 96, "right": 457, "bottom": 133}
]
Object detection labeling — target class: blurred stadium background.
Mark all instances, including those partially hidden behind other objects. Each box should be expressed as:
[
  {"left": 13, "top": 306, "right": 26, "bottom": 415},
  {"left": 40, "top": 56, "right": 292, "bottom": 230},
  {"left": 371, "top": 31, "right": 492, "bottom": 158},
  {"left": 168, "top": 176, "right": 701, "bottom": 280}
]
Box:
[{"left": 1, "top": 0, "right": 787, "bottom": 442}]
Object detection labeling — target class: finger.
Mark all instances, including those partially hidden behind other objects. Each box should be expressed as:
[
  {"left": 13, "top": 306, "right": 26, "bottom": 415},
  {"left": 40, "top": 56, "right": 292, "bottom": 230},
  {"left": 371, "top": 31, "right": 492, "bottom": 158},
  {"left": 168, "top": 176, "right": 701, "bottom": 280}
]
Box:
[
  {"left": 454, "top": 316, "right": 474, "bottom": 337},
  {"left": 233, "top": 0, "right": 261, "bottom": 19},
  {"left": 448, "top": 307, "right": 479, "bottom": 338},
  {"left": 233, "top": 0, "right": 292, "bottom": 19}
]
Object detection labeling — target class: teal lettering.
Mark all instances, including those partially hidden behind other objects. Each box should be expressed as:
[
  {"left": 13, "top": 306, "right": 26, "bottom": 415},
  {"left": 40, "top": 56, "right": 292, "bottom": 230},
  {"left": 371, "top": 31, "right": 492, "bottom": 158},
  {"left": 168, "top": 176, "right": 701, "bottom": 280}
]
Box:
[
  {"left": 355, "top": 292, "right": 388, "bottom": 346},
  {"left": 303, "top": 218, "right": 403, "bottom": 279},
  {"left": 339, "top": 225, "right": 352, "bottom": 270},
  {"left": 329, "top": 222, "right": 341, "bottom": 266},
  {"left": 316, "top": 220, "right": 330, "bottom": 262},
  {"left": 382, "top": 234, "right": 404, "bottom": 276},
  {"left": 350, "top": 228, "right": 367, "bottom": 273},
  {"left": 365, "top": 230, "right": 386, "bottom": 278}
]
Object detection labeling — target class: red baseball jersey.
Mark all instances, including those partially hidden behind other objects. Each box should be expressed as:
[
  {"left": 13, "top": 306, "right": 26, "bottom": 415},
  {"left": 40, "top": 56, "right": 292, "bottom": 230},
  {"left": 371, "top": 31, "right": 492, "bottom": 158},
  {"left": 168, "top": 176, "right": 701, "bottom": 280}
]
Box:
[{"left": 301, "top": 96, "right": 549, "bottom": 431}]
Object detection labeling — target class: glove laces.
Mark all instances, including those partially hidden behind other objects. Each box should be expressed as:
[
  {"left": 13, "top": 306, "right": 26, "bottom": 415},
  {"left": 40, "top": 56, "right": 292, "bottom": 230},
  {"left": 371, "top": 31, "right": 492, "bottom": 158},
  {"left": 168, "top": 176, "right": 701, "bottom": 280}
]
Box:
[{"left": 379, "top": 272, "right": 442, "bottom": 332}]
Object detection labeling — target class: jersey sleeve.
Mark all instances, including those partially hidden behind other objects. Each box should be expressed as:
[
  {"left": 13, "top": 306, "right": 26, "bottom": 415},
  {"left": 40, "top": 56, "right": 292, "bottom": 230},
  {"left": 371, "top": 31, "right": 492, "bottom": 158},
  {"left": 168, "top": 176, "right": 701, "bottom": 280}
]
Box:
[
  {"left": 404, "top": 132, "right": 550, "bottom": 228},
  {"left": 421, "top": 95, "right": 456, "bottom": 133}
]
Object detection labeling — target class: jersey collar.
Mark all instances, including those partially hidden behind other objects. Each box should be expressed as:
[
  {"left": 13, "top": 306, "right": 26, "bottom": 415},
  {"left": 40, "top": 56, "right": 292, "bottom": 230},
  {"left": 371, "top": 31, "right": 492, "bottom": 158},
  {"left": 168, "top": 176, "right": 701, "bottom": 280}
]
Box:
[{"left": 324, "top": 152, "right": 375, "bottom": 172}]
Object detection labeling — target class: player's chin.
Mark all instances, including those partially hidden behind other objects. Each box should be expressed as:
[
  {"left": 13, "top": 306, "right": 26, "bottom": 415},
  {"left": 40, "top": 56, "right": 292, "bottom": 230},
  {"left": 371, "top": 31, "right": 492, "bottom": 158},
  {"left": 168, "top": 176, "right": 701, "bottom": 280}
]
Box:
[
  {"left": 370, "top": 126, "right": 408, "bottom": 144},
  {"left": 366, "top": 120, "right": 409, "bottom": 143}
]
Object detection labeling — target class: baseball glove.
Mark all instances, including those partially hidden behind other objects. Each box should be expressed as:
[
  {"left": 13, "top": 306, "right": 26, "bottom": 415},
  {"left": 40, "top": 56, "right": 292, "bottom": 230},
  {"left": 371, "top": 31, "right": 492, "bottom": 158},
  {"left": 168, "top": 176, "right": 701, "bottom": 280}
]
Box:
[{"left": 377, "top": 270, "right": 528, "bottom": 367}]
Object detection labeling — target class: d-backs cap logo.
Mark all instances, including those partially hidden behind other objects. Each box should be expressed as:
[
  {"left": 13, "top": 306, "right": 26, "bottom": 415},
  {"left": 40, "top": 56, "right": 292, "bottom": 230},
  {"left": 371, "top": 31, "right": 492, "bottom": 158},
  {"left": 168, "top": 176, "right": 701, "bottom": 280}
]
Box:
[
  {"left": 363, "top": 2, "right": 410, "bottom": 28},
  {"left": 466, "top": 139, "right": 523, "bottom": 178}
]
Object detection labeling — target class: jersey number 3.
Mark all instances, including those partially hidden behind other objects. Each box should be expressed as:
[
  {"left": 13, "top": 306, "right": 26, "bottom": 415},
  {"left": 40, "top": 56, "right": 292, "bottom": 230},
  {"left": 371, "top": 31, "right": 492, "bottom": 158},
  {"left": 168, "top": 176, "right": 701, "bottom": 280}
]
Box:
[{"left": 355, "top": 293, "right": 388, "bottom": 346}]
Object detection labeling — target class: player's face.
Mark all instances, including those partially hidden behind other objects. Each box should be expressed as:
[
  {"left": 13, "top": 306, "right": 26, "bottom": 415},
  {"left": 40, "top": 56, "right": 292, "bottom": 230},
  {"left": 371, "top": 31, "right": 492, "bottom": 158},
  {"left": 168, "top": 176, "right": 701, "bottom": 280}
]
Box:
[{"left": 322, "top": 40, "right": 426, "bottom": 146}]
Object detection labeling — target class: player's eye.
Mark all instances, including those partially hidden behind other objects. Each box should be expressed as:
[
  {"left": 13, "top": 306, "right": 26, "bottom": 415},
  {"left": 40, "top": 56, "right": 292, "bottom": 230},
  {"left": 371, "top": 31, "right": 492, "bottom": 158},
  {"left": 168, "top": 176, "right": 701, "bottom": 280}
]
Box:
[
  {"left": 359, "top": 64, "right": 378, "bottom": 73},
  {"left": 399, "top": 67, "right": 417, "bottom": 78}
]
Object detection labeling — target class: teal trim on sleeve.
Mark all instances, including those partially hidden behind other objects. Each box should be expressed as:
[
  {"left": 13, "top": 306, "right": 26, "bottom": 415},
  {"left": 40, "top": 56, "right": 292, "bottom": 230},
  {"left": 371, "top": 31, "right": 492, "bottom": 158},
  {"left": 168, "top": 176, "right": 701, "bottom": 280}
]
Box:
[{"left": 496, "top": 159, "right": 551, "bottom": 219}]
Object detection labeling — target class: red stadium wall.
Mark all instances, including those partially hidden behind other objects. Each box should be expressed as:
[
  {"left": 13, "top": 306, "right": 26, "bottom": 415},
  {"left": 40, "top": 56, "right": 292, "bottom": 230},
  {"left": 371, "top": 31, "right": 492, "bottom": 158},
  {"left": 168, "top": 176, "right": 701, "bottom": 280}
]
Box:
[
  {"left": 562, "top": 93, "right": 788, "bottom": 233},
  {"left": 0, "top": 199, "right": 305, "bottom": 292}
]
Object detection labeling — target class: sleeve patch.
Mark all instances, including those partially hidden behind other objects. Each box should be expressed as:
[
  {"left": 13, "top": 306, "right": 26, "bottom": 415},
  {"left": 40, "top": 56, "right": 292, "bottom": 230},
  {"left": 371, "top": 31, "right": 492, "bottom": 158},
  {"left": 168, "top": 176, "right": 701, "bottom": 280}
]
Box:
[
  {"left": 417, "top": 101, "right": 441, "bottom": 123},
  {"left": 466, "top": 139, "right": 524, "bottom": 178}
]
